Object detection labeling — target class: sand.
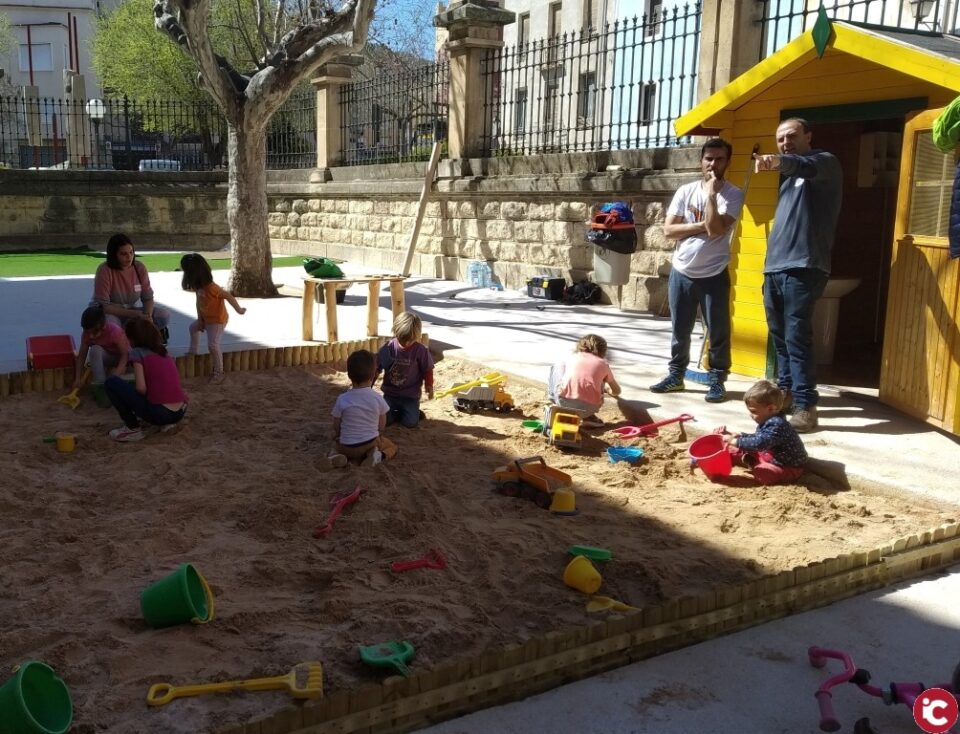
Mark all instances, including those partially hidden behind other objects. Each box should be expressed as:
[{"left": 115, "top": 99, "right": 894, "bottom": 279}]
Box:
[{"left": 0, "top": 358, "right": 953, "bottom": 733}]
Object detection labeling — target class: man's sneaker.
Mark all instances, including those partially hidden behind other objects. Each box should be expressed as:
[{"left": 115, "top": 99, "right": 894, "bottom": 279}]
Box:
[
  {"left": 649, "top": 374, "right": 685, "bottom": 393},
  {"left": 789, "top": 406, "right": 818, "bottom": 433},
  {"left": 704, "top": 378, "right": 727, "bottom": 403},
  {"left": 109, "top": 426, "right": 145, "bottom": 442}
]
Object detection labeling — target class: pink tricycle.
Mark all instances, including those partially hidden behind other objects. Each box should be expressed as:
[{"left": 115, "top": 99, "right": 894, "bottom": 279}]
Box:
[{"left": 808, "top": 646, "right": 959, "bottom": 733}]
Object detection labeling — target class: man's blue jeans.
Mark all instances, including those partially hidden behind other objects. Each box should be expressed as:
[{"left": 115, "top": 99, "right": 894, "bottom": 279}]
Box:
[
  {"left": 667, "top": 267, "right": 731, "bottom": 379},
  {"left": 763, "top": 268, "right": 828, "bottom": 409}
]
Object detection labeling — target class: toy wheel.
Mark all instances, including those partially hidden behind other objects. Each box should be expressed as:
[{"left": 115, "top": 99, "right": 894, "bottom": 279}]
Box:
[
  {"left": 499, "top": 481, "right": 521, "bottom": 497},
  {"left": 498, "top": 404, "right": 513, "bottom": 413},
  {"left": 454, "top": 401, "right": 466, "bottom": 412},
  {"left": 519, "top": 484, "right": 536, "bottom": 503},
  {"left": 534, "top": 491, "right": 552, "bottom": 509}
]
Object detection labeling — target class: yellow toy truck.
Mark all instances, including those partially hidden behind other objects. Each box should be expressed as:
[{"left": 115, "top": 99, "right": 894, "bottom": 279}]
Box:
[
  {"left": 544, "top": 405, "right": 583, "bottom": 449},
  {"left": 492, "top": 456, "right": 572, "bottom": 509},
  {"left": 435, "top": 372, "right": 515, "bottom": 413}
]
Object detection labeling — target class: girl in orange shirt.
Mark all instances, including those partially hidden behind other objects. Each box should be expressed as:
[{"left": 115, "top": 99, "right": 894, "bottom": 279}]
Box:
[{"left": 180, "top": 253, "right": 246, "bottom": 384}]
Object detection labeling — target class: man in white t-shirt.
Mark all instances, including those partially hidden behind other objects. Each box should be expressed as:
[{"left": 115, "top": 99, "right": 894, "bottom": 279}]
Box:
[{"left": 649, "top": 138, "right": 743, "bottom": 403}]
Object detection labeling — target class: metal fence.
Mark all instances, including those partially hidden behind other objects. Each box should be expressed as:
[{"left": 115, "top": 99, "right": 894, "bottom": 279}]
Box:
[
  {"left": 0, "top": 91, "right": 316, "bottom": 171},
  {"left": 480, "top": 5, "right": 701, "bottom": 157},
  {"left": 759, "top": 0, "right": 960, "bottom": 59},
  {"left": 339, "top": 59, "right": 449, "bottom": 166}
]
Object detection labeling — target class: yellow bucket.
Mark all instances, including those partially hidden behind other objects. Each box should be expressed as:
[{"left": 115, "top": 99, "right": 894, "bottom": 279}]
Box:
[
  {"left": 562, "top": 555, "right": 602, "bottom": 594},
  {"left": 55, "top": 433, "right": 76, "bottom": 453},
  {"left": 549, "top": 488, "right": 577, "bottom": 515}
]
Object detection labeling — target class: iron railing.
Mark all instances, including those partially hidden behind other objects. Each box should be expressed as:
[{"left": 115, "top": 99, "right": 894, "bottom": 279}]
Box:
[
  {"left": 759, "top": 0, "right": 960, "bottom": 59},
  {"left": 480, "top": 5, "right": 701, "bottom": 157},
  {"left": 339, "top": 59, "right": 449, "bottom": 166},
  {"left": 0, "top": 91, "right": 316, "bottom": 171}
]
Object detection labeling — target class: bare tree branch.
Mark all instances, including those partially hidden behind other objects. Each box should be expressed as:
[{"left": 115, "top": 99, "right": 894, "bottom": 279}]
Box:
[
  {"left": 154, "top": 0, "right": 233, "bottom": 110},
  {"left": 229, "top": 0, "right": 262, "bottom": 69},
  {"left": 254, "top": 0, "right": 271, "bottom": 54}
]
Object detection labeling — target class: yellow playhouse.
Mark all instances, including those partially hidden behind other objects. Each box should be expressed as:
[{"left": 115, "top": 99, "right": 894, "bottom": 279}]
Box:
[{"left": 674, "top": 18, "right": 960, "bottom": 436}]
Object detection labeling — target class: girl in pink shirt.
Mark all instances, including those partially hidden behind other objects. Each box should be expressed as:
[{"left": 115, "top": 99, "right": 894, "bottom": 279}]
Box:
[
  {"left": 104, "top": 319, "right": 188, "bottom": 443},
  {"left": 547, "top": 334, "right": 621, "bottom": 427}
]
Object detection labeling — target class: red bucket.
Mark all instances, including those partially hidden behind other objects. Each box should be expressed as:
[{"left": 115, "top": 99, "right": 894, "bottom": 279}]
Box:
[{"left": 689, "top": 434, "right": 732, "bottom": 479}]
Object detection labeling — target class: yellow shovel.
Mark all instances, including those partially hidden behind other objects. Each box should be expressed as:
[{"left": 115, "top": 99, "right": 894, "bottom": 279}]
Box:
[
  {"left": 586, "top": 595, "right": 638, "bottom": 613},
  {"left": 146, "top": 662, "right": 324, "bottom": 706},
  {"left": 58, "top": 367, "right": 91, "bottom": 410}
]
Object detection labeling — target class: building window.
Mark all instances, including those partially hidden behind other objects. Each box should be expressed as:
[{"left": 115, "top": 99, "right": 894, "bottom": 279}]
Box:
[
  {"left": 549, "top": 2, "right": 562, "bottom": 37},
  {"left": 577, "top": 72, "right": 596, "bottom": 127},
  {"left": 19, "top": 43, "right": 53, "bottom": 73},
  {"left": 583, "top": 0, "right": 596, "bottom": 32},
  {"left": 518, "top": 12, "right": 530, "bottom": 48},
  {"left": 638, "top": 82, "right": 657, "bottom": 126},
  {"left": 645, "top": 0, "right": 663, "bottom": 38},
  {"left": 543, "top": 83, "right": 559, "bottom": 129},
  {"left": 514, "top": 88, "right": 528, "bottom": 132}
]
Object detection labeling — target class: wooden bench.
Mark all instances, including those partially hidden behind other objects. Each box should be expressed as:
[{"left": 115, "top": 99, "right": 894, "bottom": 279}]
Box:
[{"left": 301, "top": 275, "right": 406, "bottom": 342}]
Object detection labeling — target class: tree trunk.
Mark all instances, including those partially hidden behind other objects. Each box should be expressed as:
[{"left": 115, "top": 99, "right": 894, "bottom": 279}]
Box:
[{"left": 226, "top": 121, "right": 277, "bottom": 297}]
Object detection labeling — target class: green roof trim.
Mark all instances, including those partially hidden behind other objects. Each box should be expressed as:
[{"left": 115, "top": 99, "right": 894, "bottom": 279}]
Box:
[
  {"left": 782, "top": 97, "right": 929, "bottom": 124},
  {"left": 812, "top": 6, "right": 832, "bottom": 58}
]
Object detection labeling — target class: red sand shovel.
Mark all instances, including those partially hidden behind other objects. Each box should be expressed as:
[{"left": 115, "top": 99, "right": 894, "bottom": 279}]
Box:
[
  {"left": 613, "top": 413, "right": 695, "bottom": 439},
  {"left": 390, "top": 549, "right": 447, "bottom": 573},
  {"left": 313, "top": 484, "right": 362, "bottom": 538}
]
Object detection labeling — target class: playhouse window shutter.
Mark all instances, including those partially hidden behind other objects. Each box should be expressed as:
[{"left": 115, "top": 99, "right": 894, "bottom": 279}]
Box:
[{"left": 907, "top": 130, "right": 953, "bottom": 238}]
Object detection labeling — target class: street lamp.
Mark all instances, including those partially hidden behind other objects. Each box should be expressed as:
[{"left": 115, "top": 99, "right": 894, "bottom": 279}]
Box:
[
  {"left": 909, "top": 0, "right": 936, "bottom": 22},
  {"left": 85, "top": 98, "right": 105, "bottom": 168}
]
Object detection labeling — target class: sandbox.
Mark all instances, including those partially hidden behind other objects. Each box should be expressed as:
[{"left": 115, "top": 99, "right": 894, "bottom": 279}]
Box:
[{"left": 1, "top": 354, "right": 956, "bottom": 734}]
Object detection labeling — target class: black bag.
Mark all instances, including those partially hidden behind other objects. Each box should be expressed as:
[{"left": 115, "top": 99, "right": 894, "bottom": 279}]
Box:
[
  {"left": 563, "top": 280, "right": 602, "bottom": 305},
  {"left": 586, "top": 227, "right": 638, "bottom": 255}
]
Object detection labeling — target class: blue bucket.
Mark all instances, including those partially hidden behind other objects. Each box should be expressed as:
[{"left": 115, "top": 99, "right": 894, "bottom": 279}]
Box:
[{"left": 607, "top": 446, "right": 644, "bottom": 465}]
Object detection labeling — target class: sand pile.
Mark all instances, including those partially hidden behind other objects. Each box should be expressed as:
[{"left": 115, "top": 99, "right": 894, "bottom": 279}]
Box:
[{"left": 0, "top": 358, "right": 951, "bottom": 733}]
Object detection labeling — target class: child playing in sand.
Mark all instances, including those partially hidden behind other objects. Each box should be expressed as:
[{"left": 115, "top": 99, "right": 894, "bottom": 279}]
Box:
[
  {"left": 376, "top": 311, "right": 434, "bottom": 427},
  {"left": 104, "top": 319, "right": 188, "bottom": 442},
  {"left": 547, "top": 334, "right": 621, "bottom": 428},
  {"left": 180, "top": 253, "right": 246, "bottom": 384},
  {"left": 330, "top": 349, "right": 398, "bottom": 466},
  {"left": 719, "top": 380, "right": 807, "bottom": 485},
  {"left": 74, "top": 303, "right": 130, "bottom": 408}
]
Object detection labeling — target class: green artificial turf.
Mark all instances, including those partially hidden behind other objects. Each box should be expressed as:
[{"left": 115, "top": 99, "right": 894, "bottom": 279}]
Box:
[{"left": 0, "top": 249, "right": 305, "bottom": 278}]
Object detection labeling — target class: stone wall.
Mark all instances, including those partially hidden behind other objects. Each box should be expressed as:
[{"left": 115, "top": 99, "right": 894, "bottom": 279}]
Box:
[
  {"left": 268, "top": 148, "right": 700, "bottom": 311},
  {"left": 0, "top": 170, "right": 229, "bottom": 251}
]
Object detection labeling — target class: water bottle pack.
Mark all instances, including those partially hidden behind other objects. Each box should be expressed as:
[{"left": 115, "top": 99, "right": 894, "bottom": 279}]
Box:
[{"left": 468, "top": 260, "right": 494, "bottom": 288}]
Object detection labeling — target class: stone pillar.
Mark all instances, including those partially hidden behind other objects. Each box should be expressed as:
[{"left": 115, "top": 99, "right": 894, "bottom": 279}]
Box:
[
  {"left": 310, "top": 54, "right": 363, "bottom": 182},
  {"left": 697, "top": 0, "right": 764, "bottom": 102},
  {"left": 434, "top": 0, "right": 515, "bottom": 159}
]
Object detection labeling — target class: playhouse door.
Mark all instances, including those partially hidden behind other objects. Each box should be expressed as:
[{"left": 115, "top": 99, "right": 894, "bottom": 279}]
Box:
[{"left": 879, "top": 108, "right": 960, "bottom": 435}]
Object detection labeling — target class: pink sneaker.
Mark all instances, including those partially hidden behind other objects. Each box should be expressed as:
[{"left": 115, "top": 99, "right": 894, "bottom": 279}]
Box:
[{"left": 109, "top": 426, "right": 145, "bottom": 442}]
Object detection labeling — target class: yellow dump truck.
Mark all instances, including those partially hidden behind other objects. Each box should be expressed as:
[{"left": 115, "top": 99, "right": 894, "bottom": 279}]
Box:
[
  {"left": 435, "top": 372, "right": 514, "bottom": 413},
  {"left": 492, "top": 456, "right": 572, "bottom": 509}
]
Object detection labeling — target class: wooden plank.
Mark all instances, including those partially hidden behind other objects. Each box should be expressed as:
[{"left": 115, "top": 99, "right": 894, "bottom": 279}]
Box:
[
  {"left": 367, "top": 281, "right": 380, "bottom": 337},
  {"left": 389, "top": 281, "right": 405, "bottom": 320},
  {"left": 302, "top": 280, "right": 316, "bottom": 341},
  {"left": 325, "top": 284, "right": 339, "bottom": 343},
  {"left": 402, "top": 141, "right": 442, "bottom": 277}
]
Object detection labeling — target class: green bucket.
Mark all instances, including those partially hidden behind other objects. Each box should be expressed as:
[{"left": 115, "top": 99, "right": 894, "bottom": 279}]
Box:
[
  {"left": 140, "top": 563, "right": 215, "bottom": 629},
  {"left": 0, "top": 661, "right": 73, "bottom": 734}
]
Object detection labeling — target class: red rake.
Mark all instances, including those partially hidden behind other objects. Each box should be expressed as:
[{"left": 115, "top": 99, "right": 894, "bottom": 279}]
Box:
[
  {"left": 612, "top": 413, "right": 695, "bottom": 439},
  {"left": 313, "top": 484, "right": 362, "bottom": 538}
]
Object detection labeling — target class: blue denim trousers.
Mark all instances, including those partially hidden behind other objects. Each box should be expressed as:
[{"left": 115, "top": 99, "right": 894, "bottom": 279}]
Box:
[
  {"left": 384, "top": 394, "right": 421, "bottom": 427},
  {"left": 667, "top": 267, "right": 731, "bottom": 379},
  {"left": 104, "top": 376, "right": 186, "bottom": 429},
  {"left": 762, "top": 268, "right": 828, "bottom": 409}
]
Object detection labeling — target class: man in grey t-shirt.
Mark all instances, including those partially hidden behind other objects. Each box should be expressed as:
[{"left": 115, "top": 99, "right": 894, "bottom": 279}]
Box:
[
  {"left": 753, "top": 118, "right": 842, "bottom": 432},
  {"left": 650, "top": 138, "right": 743, "bottom": 403}
]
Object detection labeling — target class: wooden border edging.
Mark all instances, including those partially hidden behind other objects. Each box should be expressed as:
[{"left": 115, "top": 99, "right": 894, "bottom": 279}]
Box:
[
  {"left": 0, "top": 338, "right": 392, "bottom": 397},
  {"left": 220, "top": 525, "right": 960, "bottom": 734}
]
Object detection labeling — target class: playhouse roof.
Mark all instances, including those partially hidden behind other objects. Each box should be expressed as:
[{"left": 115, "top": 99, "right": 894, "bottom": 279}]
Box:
[{"left": 674, "top": 21, "right": 960, "bottom": 136}]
